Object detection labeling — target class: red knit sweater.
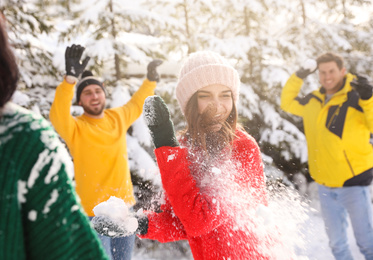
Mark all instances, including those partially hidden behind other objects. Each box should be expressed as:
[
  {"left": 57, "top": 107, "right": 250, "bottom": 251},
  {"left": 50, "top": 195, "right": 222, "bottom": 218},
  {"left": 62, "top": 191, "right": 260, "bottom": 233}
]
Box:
[{"left": 139, "top": 130, "right": 272, "bottom": 259}]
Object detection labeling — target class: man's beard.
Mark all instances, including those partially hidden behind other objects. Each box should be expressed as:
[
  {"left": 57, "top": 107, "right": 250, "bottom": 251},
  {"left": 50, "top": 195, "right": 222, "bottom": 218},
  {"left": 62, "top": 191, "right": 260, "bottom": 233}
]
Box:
[{"left": 82, "top": 103, "right": 105, "bottom": 116}]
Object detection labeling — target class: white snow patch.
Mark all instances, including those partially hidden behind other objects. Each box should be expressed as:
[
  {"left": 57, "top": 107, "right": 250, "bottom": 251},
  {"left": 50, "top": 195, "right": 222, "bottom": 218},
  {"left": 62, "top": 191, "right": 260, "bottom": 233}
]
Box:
[
  {"left": 28, "top": 210, "right": 37, "bottom": 221},
  {"left": 42, "top": 189, "right": 59, "bottom": 214},
  {"left": 71, "top": 205, "right": 80, "bottom": 212},
  {"left": 127, "top": 134, "right": 161, "bottom": 186},
  {"left": 167, "top": 154, "right": 176, "bottom": 162},
  {"left": 44, "top": 153, "right": 62, "bottom": 184},
  {"left": 11, "top": 90, "right": 30, "bottom": 107},
  {"left": 28, "top": 149, "right": 49, "bottom": 188},
  {"left": 17, "top": 180, "right": 27, "bottom": 204}
]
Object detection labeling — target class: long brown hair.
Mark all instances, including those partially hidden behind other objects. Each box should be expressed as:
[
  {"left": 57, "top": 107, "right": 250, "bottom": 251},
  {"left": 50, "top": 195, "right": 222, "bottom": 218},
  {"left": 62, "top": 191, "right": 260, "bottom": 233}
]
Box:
[
  {"left": 0, "top": 14, "right": 19, "bottom": 109},
  {"left": 181, "top": 92, "right": 238, "bottom": 156}
]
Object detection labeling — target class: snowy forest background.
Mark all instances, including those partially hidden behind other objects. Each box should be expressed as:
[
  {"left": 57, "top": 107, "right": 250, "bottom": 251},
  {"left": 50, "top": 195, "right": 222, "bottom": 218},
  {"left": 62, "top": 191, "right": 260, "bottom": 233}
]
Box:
[{"left": 2, "top": 0, "right": 373, "bottom": 259}]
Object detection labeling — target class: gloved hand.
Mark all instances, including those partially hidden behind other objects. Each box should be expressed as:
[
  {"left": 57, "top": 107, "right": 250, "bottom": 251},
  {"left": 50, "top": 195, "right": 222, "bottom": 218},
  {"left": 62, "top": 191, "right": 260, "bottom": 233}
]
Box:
[
  {"left": 296, "top": 59, "right": 317, "bottom": 79},
  {"left": 65, "top": 44, "right": 90, "bottom": 81},
  {"left": 351, "top": 75, "right": 373, "bottom": 100},
  {"left": 147, "top": 59, "right": 163, "bottom": 82},
  {"left": 144, "top": 95, "right": 179, "bottom": 148},
  {"left": 91, "top": 213, "right": 149, "bottom": 238}
]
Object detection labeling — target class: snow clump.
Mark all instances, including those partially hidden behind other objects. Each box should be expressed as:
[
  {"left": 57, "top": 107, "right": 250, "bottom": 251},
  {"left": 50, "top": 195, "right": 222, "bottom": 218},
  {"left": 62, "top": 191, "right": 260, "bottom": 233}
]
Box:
[
  {"left": 303, "top": 59, "right": 317, "bottom": 72},
  {"left": 93, "top": 196, "right": 138, "bottom": 233}
]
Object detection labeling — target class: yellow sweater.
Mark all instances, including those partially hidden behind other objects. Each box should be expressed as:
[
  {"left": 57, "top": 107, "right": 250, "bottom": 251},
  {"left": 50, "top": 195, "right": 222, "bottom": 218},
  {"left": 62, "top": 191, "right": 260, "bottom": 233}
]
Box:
[
  {"left": 281, "top": 73, "right": 373, "bottom": 187},
  {"left": 50, "top": 79, "right": 156, "bottom": 216}
]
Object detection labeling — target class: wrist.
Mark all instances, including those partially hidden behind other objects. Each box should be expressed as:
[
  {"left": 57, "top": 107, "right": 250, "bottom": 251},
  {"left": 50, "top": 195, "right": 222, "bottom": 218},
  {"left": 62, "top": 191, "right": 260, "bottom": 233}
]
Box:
[
  {"left": 65, "top": 75, "right": 78, "bottom": 84},
  {"left": 137, "top": 215, "right": 149, "bottom": 235},
  {"left": 360, "top": 93, "right": 372, "bottom": 100}
]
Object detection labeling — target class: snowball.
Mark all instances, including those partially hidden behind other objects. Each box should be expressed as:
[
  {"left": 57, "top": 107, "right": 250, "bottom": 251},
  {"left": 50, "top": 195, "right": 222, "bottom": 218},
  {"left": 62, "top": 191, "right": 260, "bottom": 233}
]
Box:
[
  {"left": 93, "top": 196, "right": 130, "bottom": 222},
  {"left": 93, "top": 196, "right": 140, "bottom": 236},
  {"left": 303, "top": 59, "right": 317, "bottom": 71},
  {"left": 124, "top": 217, "right": 139, "bottom": 233}
]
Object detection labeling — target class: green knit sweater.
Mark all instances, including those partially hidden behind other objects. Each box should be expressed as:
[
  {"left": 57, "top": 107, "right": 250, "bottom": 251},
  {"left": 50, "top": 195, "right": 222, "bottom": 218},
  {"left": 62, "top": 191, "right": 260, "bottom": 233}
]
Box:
[{"left": 0, "top": 103, "right": 109, "bottom": 260}]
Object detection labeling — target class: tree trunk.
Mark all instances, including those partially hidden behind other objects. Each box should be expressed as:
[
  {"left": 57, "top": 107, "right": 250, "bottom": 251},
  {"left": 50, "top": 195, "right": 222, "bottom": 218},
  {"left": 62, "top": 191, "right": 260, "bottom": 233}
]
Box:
[
  {"left": 109, "top": 0, "right": 121, "bottom": 80},
  {"left": 183, "top": 0, "right": 194, "bottom": 54},
  {"left": 342, "top": 0, "right": 346, "bottom": 18},
  {"left": 244, "top": 7, "right": 253, "bottom": 77},
  {"left": 300, "top": 0, "right": 306, "bottom": 27}
]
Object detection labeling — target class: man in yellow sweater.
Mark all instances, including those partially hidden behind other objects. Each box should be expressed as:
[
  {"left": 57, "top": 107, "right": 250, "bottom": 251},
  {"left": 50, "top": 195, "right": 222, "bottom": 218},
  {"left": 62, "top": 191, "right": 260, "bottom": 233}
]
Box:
[{"left": 50, "top": 44, "right": 162, "bottom": 260}]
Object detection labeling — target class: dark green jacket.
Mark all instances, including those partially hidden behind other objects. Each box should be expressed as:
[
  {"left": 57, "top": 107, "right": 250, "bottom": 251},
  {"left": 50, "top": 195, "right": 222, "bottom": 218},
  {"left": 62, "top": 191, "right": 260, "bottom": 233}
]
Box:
[{"left": 0, "top": 102, "right": 109, "bottom": 260}]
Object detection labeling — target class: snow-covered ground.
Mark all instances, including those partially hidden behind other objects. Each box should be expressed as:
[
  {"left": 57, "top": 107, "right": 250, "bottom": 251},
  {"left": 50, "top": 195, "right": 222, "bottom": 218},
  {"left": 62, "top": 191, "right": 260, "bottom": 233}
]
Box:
[{"left": 292, "top": 199, "right": 364, "bottom": 260}]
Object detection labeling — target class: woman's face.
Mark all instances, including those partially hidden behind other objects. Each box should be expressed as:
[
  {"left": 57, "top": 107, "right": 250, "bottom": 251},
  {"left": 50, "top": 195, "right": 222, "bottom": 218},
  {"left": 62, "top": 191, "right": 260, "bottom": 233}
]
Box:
[{"left": 197, "top": 84, "right": 233, "bottom": 132}]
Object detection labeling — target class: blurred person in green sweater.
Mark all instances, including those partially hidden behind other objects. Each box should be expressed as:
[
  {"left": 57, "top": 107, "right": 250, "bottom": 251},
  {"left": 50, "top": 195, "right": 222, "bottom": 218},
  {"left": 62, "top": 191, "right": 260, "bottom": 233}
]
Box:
[{"left": 0, "top": 13, "right": 109, "bottom": 260}]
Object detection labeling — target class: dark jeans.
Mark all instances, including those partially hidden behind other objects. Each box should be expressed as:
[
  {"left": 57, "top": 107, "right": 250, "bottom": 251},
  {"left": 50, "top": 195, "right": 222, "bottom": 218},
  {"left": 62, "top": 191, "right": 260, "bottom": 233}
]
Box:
[{"left": 89, "top": 217, "right": 135, "bottom": 260}]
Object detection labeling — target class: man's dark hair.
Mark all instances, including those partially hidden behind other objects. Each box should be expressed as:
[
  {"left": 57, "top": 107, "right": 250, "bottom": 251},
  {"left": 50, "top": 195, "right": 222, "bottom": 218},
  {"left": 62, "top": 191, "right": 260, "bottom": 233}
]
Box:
[
  {"left": 316, "top": 52, "right": 344, "bottom": 70},
  {"left": 0, "top": 16, "right": 19, "bottom": 108}
]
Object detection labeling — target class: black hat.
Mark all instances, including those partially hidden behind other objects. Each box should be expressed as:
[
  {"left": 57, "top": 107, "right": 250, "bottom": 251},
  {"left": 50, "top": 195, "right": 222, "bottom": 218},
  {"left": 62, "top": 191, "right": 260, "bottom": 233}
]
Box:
[{"left": 76, "top": 70, "right": 106, "bottom": 103}]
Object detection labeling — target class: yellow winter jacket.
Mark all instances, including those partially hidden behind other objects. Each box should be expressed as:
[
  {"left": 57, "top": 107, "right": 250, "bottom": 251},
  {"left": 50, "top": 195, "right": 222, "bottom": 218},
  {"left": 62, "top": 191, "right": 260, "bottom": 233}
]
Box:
[
  {"left": 281, "top": 73, "right": 373, "bottom": 187},
  {"left": 50, "top": 78, "right": 156, "bottom": 216}
]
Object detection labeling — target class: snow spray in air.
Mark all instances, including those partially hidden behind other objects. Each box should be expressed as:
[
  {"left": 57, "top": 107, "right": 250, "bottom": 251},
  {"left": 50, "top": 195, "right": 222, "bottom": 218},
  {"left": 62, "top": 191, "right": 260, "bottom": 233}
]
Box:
[{"left": 184, "top": 146, "right": 312, "bottom": 259}]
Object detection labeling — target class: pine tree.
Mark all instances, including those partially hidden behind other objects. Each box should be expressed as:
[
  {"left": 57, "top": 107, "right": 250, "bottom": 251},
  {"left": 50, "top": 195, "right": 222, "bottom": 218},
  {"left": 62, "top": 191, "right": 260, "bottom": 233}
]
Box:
[
  {"left": 1, "top": 0, "right": 57, "bottom": 88},
  {"left": 59, "top": 0, "right": 169, "bottom": 82}
]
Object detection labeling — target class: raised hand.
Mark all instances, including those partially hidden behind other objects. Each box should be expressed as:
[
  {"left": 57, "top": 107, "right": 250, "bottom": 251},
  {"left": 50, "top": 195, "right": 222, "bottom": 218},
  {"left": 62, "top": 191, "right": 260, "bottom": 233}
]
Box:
[
  {"left": 296, "top": 59, "right": 317, "bottom": 79},
  {"left": 147, "top": 59, "right": 163, "bottom": 82},
  {"left": 65, "top": 44, "right": 90, "bottom": 80},
  {"left": 143, "top": 95, "right": 179, "bottom": 148},
  {"left": 351, "top": 75, "right": 373, "bottom": 100}
]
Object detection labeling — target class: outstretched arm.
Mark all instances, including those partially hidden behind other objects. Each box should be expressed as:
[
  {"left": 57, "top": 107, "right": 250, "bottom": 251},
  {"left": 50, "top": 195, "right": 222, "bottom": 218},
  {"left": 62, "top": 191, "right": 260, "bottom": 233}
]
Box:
[
  {"left": 281, "top": 59, "right": 316, "bottom": 116},
  {"left": 49, "top": 44, "right": 90, "bottom": 148},
  {"left": 49, "top": 79, "right": 77, "bottom": 147},
  {"left": 115, "top": 60, "right": 163, "bottom": 126},
  {"left": 280, "top": 74, "right": 306, "bottom": 116},
  {"left": 351, "top": 75, "right": 373, "bottom": 132}
]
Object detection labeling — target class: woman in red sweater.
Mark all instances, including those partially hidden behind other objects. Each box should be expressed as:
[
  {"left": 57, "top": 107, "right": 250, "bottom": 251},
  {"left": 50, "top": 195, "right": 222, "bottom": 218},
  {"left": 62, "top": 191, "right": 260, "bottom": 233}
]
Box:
[
  {"left": 139, "top": 51, "right": 275, "bottom": 259},
  {"left": 93, "top": 51, "right": 285, "bottom": 259}
]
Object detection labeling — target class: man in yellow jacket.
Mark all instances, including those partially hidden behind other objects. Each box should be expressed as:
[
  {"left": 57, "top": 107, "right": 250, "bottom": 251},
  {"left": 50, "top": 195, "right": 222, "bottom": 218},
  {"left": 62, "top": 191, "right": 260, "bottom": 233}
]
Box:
[
  {"left": 50, "top": 44, "right": 162, "bottom": 260},
  {"left": 281, "top": 52, "right": 373, "bottom": 260}
]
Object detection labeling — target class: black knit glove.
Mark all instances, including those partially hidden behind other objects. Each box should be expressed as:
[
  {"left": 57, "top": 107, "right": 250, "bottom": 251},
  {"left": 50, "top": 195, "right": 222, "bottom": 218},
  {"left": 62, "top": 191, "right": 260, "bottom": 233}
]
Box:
[
  {"left": 144, "top": 96, "right": 179, "bottom": 148},
  {"left": 91, "top": 214, "right": 149, "bottom": 238},
  {"left": 351, "top": 75, "right": 373, "bottom": 100},
  {"left": 65, "top": 44, "right": 90, "bottom": 79},
  {"left": 147, "top": 59, "right": 163, "bottom": 82},
  {"left": 295, "top": 59, "right": 317, "bottom": 79}
]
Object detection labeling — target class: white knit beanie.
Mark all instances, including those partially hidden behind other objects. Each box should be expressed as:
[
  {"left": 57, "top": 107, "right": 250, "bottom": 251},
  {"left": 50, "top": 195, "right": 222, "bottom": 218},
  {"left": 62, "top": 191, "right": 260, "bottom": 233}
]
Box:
[{"left": 176, "top": 51, "right": 240, "bottom": 114}]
